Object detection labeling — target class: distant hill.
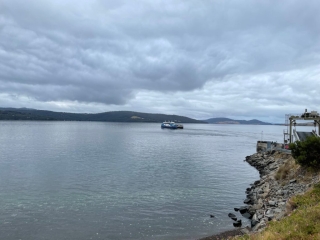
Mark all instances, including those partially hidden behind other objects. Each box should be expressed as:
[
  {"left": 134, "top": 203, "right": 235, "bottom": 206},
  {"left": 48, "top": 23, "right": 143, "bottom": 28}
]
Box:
[
  {"left": 0, "top": 108, "right": 204, "bottom": 123},
  {"left": 203, "top": 117, "right": 272, "bottom": 125}
]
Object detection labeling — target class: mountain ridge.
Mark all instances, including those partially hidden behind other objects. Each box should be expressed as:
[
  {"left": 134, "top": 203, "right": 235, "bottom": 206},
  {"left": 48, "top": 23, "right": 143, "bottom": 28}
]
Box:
[
  {"left": 0, "top": 108, "right": 274, "bottom": 124},
  {"left": 0, "top": 108, "right": 204, "bottom": 123},
  {"left": 203, "top": 117, "right": 272, "bottom": 125}
]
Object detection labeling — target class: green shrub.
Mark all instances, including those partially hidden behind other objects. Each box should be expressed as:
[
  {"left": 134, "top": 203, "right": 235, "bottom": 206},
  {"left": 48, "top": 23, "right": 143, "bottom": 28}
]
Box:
[{"left": 289, "top": 136, "right": 320, "bottom": 169}]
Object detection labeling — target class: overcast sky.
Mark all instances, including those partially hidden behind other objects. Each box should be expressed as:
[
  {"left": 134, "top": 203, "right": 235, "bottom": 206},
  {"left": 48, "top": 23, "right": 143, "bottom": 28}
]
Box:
[{"left": 0, "top": 0, "right": 319, "bottom": 123}]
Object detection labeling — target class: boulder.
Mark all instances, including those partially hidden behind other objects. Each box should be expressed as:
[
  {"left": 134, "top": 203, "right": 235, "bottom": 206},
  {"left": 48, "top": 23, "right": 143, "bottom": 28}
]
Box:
[
  {"left": 233, "top": 219, "right": 242, "bottom": 228},
  {"left": 252, "top": 220, "right": 266, "bottom": 232},
  {"left": 251, "top": 219, "right": 259, "bottom": 228},
  {"left": 241, "top": 212, "right": 253, "bottom": 219},
  {"left": 268, "top": 200, "right": 277, "bottom": 207},
  {"left": 239, "top": 206, "right": 248, "bottom": 214}
]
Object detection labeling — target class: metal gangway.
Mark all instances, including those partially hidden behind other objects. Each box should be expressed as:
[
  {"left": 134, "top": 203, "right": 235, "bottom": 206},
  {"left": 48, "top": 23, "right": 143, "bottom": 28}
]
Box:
[
  {"left": 287, "top": 109, "right": 320, "bottom": 143},
  {"left": 293, "top": 129, "right": 316, "bottom": 142}
]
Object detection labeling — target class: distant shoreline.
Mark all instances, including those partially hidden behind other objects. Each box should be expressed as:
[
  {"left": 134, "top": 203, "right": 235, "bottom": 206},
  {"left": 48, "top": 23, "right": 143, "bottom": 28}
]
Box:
[{"left": 0, "top": 107, "right": 278, "bottom": 125}]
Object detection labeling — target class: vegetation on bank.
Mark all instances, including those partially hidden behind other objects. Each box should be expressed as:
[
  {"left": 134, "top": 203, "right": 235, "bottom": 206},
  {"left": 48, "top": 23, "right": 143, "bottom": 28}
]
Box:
[
  {"left": 235, "top": 138, "right": 320, "bottom": 240},
  {"left": 275, "top": 157, "right": 297, "bottom": 181},
  {"left": 289, "top": 136, "right": 320, "bottom": 169},
  {"left": 236, "top": 183, "right": 320, "bottom": 240}
]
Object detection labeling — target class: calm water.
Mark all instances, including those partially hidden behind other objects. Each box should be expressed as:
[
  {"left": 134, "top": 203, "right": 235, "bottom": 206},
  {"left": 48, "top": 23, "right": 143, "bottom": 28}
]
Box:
[{"left": 0, "top": 122, "right": 286, "bottom": 240}]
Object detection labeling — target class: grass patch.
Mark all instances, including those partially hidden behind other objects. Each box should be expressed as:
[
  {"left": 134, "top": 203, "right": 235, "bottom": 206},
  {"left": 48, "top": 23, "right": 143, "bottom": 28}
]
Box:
[
  {"left": 274, "top": 157, "right": 298, "bottom": 182},
  {"left": 275, "top": 162, "right": 291, "bottom": 181},
  {"left": 235, "top": 183, "right": 320, "bottom": 240}
]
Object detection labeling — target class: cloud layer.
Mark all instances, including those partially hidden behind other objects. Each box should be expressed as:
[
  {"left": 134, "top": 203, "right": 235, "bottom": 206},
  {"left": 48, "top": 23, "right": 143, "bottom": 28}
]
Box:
[{"left": 0, "top": 0, "right": 320, "bottom": 122}]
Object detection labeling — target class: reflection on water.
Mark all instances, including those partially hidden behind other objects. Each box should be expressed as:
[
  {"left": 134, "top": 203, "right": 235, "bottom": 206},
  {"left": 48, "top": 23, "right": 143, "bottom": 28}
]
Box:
[{"left": 0, "top": 122, "right": 287, "bottom": 239}]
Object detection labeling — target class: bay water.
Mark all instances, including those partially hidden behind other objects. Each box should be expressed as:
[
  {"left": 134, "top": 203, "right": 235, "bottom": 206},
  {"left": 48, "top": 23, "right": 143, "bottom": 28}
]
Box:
[{"left": 0, "top": 122, "right": 286, "bottom": 240}]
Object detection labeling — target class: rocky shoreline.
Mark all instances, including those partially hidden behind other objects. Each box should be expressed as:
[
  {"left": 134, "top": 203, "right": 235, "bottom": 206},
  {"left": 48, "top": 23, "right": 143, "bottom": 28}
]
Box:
[
  {"left": 236, "top": 150, "right": 319, "bottom": 233},
  {"left": 200, "top": 150, "right": 320, "bottom": 239}
]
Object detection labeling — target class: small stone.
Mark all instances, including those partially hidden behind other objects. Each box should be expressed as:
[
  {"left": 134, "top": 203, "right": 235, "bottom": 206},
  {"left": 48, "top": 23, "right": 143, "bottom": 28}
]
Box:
[
  {"left": 265, "top": 214, "right": 274, "bottom": 221},
  {"left": 268, "top": 200, "right": 276, "bottom": 206}
]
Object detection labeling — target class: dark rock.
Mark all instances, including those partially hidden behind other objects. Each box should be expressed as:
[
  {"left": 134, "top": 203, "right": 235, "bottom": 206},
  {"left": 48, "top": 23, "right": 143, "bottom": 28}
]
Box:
[
  {"left": 241, "top": 212, "right": 253, "bottom": 219},
  {"left": 246, "top": 193, "right": 254, "bottom": 199},
  {"left": 244, "top": 198, "right": 251, "bottom": 204},
  {"left": 233, "top": 219, "right": 242, "bottom": 228},
  {"left": 247, "top": 207, "right": 256, "bottom": 216},
  {"left": 210, "top": 214, "right": 215, "bottom": 218},
  {"left": 228, "top": 213, "right": 236, "bottom": 219},
  {"left": 239, "top": 206, "right": 248, "bottom": 214},
  {"left": 234, "top": 207, "right": 239, "bottom": 212},
  {"left": 251, "top": 219, "right": 259, "bottom": 227},
  {"left": 265, "top": 214, "right": 274, "bottom": 221}
]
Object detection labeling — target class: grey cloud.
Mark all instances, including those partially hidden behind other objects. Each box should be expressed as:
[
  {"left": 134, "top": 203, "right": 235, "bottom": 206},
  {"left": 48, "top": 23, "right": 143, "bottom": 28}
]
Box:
[{"left": 0, "top": 0, "right": 319, "bottom": 110}]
